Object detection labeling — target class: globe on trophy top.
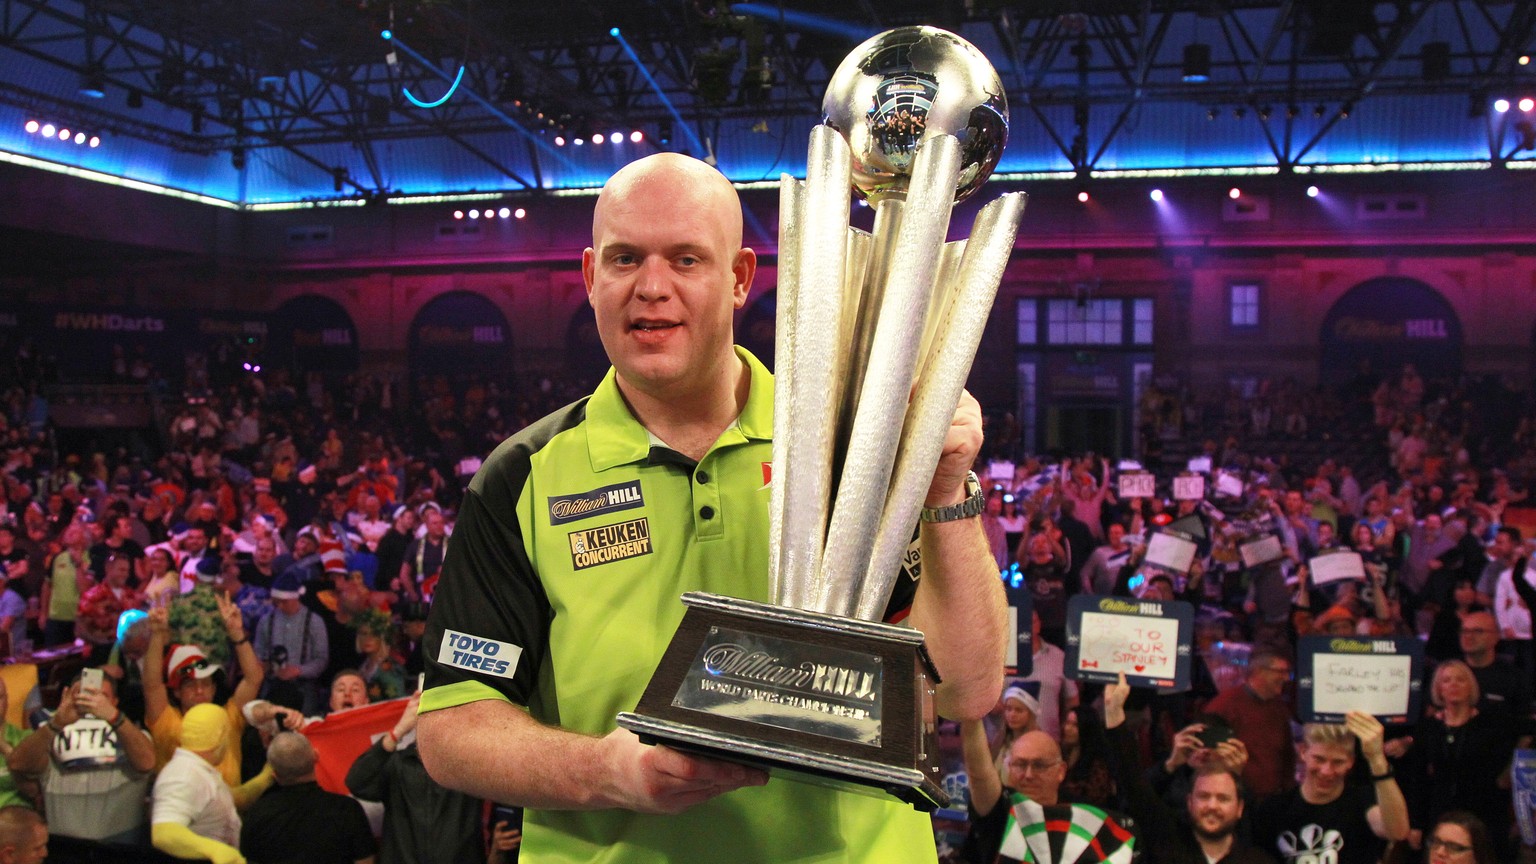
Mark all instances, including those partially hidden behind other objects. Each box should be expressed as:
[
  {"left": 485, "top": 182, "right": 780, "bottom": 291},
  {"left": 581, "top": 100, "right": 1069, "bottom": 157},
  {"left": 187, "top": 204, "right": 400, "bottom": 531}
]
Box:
[{"left": 822, "top": 25, "right": 1009, "bottom": 203}]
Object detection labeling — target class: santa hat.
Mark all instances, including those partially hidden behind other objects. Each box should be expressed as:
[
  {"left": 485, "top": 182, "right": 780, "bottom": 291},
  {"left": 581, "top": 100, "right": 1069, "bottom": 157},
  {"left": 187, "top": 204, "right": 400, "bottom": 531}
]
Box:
[
  {"left": 165, "top": 644, "right": 217, "bottom": 688},
  {"left": 1002, "top": 681, "right": 1042, "bottom": 716}
]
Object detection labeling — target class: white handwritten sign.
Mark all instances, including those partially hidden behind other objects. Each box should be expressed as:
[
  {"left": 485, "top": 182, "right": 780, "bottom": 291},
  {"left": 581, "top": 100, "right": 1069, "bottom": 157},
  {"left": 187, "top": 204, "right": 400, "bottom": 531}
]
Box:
[
  {"left": 1145, "top": 532, "right": 1198, "bottom": 573},
  {"left": 1312, "top": 653, "right": 1413, "bottom": 716},
  {"left": 1187, "top": 456, "right": 1212, "bottom": 474},
  {"left": 1076, "top": 611, "right": 1181, "bottom": 682},
  {"left": 1239, "top": 535, "right": 1285, "bottom": 569},
  {"left": 988, "top": 460, "right": 1016, "bottom": 481},
  {"left": 1215, "top": 471, "right": 1245, "bottom": 498},
  {"left": 1299, "top": 635, "right": 1424, "bottom": 722},
  {"left": 1118, "top": 473, "right": 1155, "bottom": 499},
  {"left": 1309, "top": 551, "right": 1366, "bottom": 585},
  {"left": 1172, "top": 475, "right": 1205, "bottom": 501}
]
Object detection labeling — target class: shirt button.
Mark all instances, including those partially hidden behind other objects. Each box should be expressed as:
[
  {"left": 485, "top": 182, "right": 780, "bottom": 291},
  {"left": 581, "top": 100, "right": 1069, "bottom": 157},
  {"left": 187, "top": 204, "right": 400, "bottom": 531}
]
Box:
[
  {"left": 696, "top": 471, "right": 710, "bottom": 484},
  {"left": 700, "top": 506, "right": 715, "bottom": 520}
]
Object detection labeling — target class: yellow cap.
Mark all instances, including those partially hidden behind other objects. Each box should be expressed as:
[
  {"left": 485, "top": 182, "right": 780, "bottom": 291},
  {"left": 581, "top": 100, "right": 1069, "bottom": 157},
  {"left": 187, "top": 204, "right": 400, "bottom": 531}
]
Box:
[{"left": 181, "top": 703, "right": 226, "bottom": 752}]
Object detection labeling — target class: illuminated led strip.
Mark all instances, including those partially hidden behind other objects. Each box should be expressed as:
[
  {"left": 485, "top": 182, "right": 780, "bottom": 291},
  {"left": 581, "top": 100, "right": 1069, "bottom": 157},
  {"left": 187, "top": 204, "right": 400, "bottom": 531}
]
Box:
[
  {"left": 0, "top": 148, "right": 239, "bottom": 209},
  {"left": 245, "top": 200, "right": 369, "bottom": 211}
]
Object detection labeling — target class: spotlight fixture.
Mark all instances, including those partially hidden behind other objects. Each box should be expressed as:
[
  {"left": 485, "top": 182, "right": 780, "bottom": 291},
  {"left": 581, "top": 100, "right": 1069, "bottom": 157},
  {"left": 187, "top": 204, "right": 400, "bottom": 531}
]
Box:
[
  {"left": 514, "top": 208, "right": 526, "bottom": 219},
  {"left": 1521, "top": 97, "right": 1535, "bottom": 113},
  {"left": 573, "top": 137, "right": 584, "bottom": 146},
  {"left": 1494, "top": 98, "right": 1510, "bottom": 113},
  {"left": 630, "top": 130, "right": 643, "bottom": 143},
  {"left": 332, "top": 167, "right": 347, "bottom": 193},
  {"left": 1228, "top": 187, "right": 1241, "bottom": 199},
  {"left": 1258, "top": 105, "right": 1272, "bottom": 121},
  {"left": 609, "top": 132, "right": 623, "bottom": 144},
  {"left": 1314, "top": 104, "right": 1326, "bottom": 118},
  {"left": 1181, "top": 43, "right": 1211, "bottom": 83},
  {"left": 1521, "top": 55, "right": 1531, "bottom": 66},
  {"left": 468, "top": 209, "right": 480, "bottom": 219},
  {"left": 58, "top": 128, "right": 70, "bottom": 140},
  {"left": 24, "top": 120, "right": 38, "bottom": 133},
  {"left": 498, "top": 207, "right": 511, "bottom": 218},
  {"left": 1287, "top": 104, "right": 1299, "bottom": 119},
  {"left": 78, "top": 71, "right": 107, "bottom": 99},
  {"left": 1150, "top": 189, "right": 1164, "bottom": 202},
  {"left": 1233, "top": 107, "right": 1246, "bottom": 119},
  {"left": 554, "top": 136, "right": 566, "bottom": 146},
  {"left": 1077, "top": 190, "right": 1089, "bottom": 203},
  {"left": 591, "top": 134, "right": 603, "bottom": 145},
  {"left": 230, "top": 147, "right": 246, "bottom": 171},
  {"left": 1207, "top": 107, "right": 1218, "bottom": 121},
  {"left": 88, "top": 136, "right": 99, "bottom": 147},
  {"left": 1306, "top": 185, "right": 1319, "bottom": 198},
  {"left": 73, "top": 132, "right": 85, "bottom": 144},
  {"left": 453, "top": 210, "right": 464, "bottom": 220},
  {"left": 40, "top": 123, "right": 55, "bottom": 137},
  {"left": 1339, "top": 103, "right": 1352, "bottom": 119}
]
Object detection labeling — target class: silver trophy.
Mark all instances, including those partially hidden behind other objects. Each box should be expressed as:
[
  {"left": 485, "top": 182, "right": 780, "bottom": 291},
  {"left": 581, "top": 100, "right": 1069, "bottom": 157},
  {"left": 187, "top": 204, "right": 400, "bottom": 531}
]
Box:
[{"left": 620, "top": 26, "right": 1026, "bottom": 811}]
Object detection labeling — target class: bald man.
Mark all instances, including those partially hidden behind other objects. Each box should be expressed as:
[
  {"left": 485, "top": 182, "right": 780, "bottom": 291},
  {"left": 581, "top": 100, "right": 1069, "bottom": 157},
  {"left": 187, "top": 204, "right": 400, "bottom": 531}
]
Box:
[
  {"left": 417, "top": 152, "right": 1007, "bottom": 863},
  {"left": 960, "top": 719, "right": 1067, "bottom": 862},
  {"left": 0, "top": 806, "right": 46, "bottom": 864}
]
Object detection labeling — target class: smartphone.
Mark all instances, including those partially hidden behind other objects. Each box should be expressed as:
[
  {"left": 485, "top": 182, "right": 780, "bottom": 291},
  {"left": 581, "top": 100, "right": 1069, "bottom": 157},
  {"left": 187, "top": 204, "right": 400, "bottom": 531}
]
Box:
[
  {"left": 1197, "top": 720, "right": 1235, "bottom": 749},
  {"left": 491, "top": 804, "right": 524, "bottom": 830},
  {"left": 80, "top": 668, "right": 104, "bottom": 695},
  {"left": 417, "top": 672, "right": 426, "bottom": 693}
]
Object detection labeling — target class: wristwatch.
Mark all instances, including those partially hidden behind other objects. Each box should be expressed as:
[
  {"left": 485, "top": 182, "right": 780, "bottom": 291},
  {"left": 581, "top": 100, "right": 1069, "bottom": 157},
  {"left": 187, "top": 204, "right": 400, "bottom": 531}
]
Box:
[{"left": 920, "top": 471, "right": 985, "bottom": 523}]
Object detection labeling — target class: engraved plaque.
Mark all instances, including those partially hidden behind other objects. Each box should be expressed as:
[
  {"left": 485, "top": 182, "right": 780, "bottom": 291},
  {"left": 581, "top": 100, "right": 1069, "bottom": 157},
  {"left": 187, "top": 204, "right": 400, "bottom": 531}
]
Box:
[{"left": 673, "top": 626, "right": 884, "bottom": 746}]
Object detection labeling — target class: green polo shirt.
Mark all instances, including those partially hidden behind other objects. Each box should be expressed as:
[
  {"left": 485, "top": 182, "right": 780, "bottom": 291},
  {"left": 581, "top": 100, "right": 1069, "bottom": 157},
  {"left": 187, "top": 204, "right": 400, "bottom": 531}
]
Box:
[{"left": 422, "top": 347, "right": 932, "bottom": 863}]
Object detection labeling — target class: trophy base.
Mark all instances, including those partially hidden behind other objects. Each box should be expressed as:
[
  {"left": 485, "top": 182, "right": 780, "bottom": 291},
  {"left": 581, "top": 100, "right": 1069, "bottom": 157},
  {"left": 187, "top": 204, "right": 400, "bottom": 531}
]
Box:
[{"left": 615, "top": 592, "right": 947, "bottom": 812}]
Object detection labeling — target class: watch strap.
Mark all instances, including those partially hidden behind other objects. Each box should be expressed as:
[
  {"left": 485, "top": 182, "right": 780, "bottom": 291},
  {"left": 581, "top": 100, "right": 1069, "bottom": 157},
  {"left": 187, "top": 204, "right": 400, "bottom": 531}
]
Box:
[{"left": 920, "top": 471, "right": 985, "bottom": 523}]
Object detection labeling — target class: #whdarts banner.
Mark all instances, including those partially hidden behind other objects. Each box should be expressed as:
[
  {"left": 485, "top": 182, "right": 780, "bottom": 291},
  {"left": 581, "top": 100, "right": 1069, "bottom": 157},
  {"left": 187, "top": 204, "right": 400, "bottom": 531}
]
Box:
[
  {"left": 1064, "top": 595, "right": 1193, "bottom": 691},
  {"left": 1296, "top": 635, "right": 1424, "bottom": 723}
]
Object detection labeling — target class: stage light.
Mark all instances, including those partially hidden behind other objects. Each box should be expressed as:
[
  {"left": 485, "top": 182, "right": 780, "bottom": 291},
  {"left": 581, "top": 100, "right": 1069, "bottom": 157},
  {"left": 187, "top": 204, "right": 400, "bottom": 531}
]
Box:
[
  {"left": 591, "top": 134, "right": 603, "bottom": 145},
  {"left": 514, "top": 208, "right": 526, "bottom": 219},
  {"left": 610, "top": 27, "right": 620, "bottom": 37},
  {"left": 381, "top": 29, "right": 392, "bottom": 40},
  {"left": 74, "top": 132, "right": 85, "bottom": 144},
  {"left": 58, "top": 128, "right": 70, "bottom": 141},
  {"left": 24, "top": 120, "right": 38, "bottom": 134},
  {"left": 1521, "top": 55, "right": 1531, "bottom": 66},
  {"left": 88, "top": 136, "right": 100, "bottom": 147},
  {"left": 609, "top": 132, "right": 623, "bottom": 144},
  {"left": 252, "top": 364, "right": 261, "bottom": 373},
  {"left": 40, "top": 124, "right": 55, "bottom": 137},
  {"left": 453, "top": 210, "right": 464, "bottom": 219},
  {"left": 79, "top": 71, "right": 106, "bottom": 99},
  {"left": 1314, "top": 104, "right": 1326, "bottom": 118},
  {"left": 1077, "top": 191, "right": 1089, "bottom": 203},
  {"left": 1207, "top": 108, "right": 1218, "bottom": 121},
  {"left": 243, "top": 362, "right": 252, "bottom": 371},
  {"left": 1307, "top": 185, "right": 1320, "bottom": 198},
  {"left": 573, "top": 137, "right": 584, "bottom": 146},
  {"left": 498, "top": 207, "right": 511, "bottom": 218},
  {"left": 1150, "top": 189, "right": 1163, "bottom": 202},
  {"left": 1494, "top": 98, "right": 1510, "bottom": 113},
  {"left": 630, "top": 130, "right": 643, "bottom": 143},
  {"left": 1182, "top": 43, "right": 1211, "bottom": 83},
  {"left": 468, "top": 209, "right": 480, "bottom": 219},
  {"left": 1228, "top": 187, "right": 1241, "bottom": 199},
  {"left": 1521, "top": 98, "right": 1535, "bottom": 113},
  {"left": 554, "top": 136, "right": 566, "bottom": 146}
]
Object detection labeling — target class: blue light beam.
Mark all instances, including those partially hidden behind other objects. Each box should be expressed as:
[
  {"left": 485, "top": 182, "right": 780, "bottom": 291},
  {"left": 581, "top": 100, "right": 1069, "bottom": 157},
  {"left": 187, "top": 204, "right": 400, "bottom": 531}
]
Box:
[
  {"left": 404, "top": 65, "right": 464, "bottom": 109},
  {"left": 609, "top": 28, "right": 707, "bottom": 156},
  {"left": 382, "top": 31, "right": 574, "bottom": 173},
  {"left": 728, "top": 5, "right": 874, "bottom": 41}
]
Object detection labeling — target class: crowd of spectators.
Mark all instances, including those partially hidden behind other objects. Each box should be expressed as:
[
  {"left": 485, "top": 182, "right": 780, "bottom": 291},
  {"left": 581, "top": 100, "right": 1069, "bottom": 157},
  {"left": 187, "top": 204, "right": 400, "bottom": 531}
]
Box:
[
  {"left": 0, "top": 339, "right": 558, "bottom": 863},
  {"left": 954, "top": 363, "right": 1536, "bottom": 863},
  {"left": 1, "top": 334, "right": 1536, "bottom": 863}
]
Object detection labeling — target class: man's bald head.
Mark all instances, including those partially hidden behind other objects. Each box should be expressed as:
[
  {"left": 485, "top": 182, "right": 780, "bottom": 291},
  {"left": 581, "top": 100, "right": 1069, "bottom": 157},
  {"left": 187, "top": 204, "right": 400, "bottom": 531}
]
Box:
[
  {"left": 267, "top": 732, "right": 317, "bottom": 785},
  {"left": 592, "top": 153, "right": 742, "bottom": 250},
  {"left": 1007, "top": 730, "right": 1066, "bottom": 805}
]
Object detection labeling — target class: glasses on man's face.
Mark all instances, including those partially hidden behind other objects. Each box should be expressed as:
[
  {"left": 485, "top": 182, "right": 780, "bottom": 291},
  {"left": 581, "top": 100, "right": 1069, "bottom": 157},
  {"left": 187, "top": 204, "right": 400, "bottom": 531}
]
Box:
[
  {"left": 1427, "top": 837, "right": 1472, "bottom": 855},
  {"left": 1010, "top": 758, "right": 1061, "bottom": 776}
]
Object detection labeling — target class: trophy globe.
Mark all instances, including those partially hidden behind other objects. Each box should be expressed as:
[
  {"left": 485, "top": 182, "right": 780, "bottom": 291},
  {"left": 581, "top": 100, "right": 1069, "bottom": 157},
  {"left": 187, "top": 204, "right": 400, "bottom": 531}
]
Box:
[{"left": 822, "top": 25, "right": 1009, "bottom": 203}]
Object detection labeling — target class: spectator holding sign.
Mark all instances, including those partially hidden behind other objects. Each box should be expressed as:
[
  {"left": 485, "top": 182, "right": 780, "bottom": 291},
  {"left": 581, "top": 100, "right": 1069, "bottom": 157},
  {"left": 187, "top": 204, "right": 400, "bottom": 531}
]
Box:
[{"left": 1251, "top": 714, "right": 1409, "bottom": 864}]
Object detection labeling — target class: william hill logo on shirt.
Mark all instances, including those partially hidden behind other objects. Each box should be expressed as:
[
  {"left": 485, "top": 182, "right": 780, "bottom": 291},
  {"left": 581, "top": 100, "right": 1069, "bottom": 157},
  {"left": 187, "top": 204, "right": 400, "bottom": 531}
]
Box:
[
  {"left": 547, "top": 481, "right": 644, "bottom": 526},
  {"left": 568, "top": 517, "right": 652, "bottom": 570}
]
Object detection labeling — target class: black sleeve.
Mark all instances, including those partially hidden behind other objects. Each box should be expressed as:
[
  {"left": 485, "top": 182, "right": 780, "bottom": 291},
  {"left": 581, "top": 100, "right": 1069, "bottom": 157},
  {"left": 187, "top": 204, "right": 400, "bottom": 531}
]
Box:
[
  {"left": 883, "top": 526, "right": 922, "bottom": 623},
  {"left": 345, "top": 739, "right": 391, "bottom": 802},
  {"left": 1107, "top": 723, "right": 1183, "bottom": 854},
  {"left": 1509, "top": 556, "right": 1536, "bottom": 615},
  {"left": 424, "top": 467, "right": 552, "bottom": 706},
  {"left": 342, "top": 795, "right": 377, "bottom": 861}
]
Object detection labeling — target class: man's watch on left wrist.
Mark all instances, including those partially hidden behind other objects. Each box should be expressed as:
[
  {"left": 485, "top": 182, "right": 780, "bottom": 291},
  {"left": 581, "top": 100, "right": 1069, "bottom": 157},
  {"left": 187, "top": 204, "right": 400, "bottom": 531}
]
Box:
[{"left": 920, "top": 471, "right": 985, "bottom": 523}]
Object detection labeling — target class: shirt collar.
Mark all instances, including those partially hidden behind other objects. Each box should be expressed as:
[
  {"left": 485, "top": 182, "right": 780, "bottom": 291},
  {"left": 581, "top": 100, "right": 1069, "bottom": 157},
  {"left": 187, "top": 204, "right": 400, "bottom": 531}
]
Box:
[{"left": 586, "top": 346, "right": 774, "bottom": 472}]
